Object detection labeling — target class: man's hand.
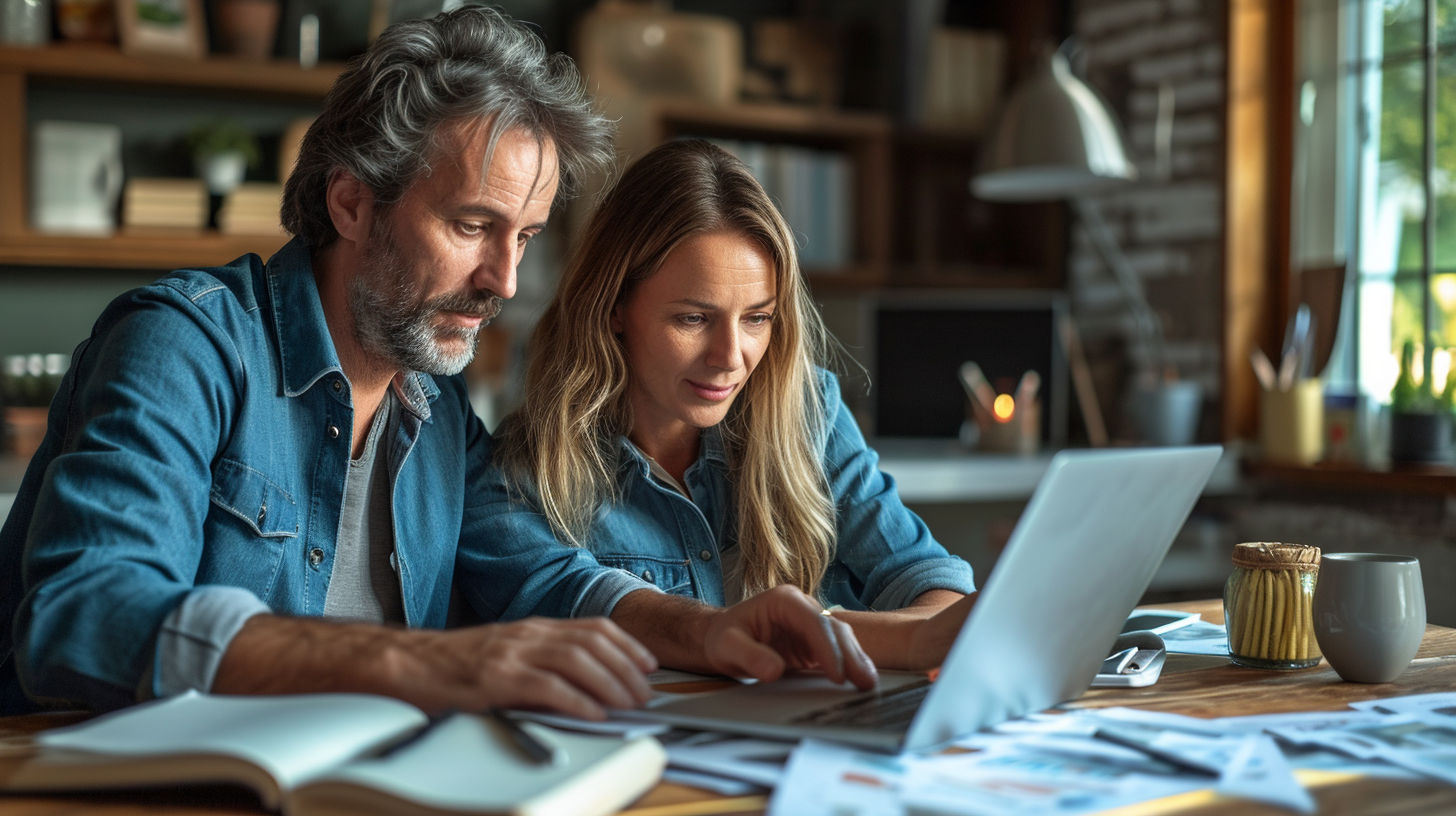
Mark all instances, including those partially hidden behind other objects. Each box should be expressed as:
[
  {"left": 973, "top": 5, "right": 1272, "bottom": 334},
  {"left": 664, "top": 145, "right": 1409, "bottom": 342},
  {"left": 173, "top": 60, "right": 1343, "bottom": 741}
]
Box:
[
  {"left": 214, "top": 615, "right": 657, "bottom": 720},
  {"left": 611, "top": 586, "right": 878, "bottom": 691}
]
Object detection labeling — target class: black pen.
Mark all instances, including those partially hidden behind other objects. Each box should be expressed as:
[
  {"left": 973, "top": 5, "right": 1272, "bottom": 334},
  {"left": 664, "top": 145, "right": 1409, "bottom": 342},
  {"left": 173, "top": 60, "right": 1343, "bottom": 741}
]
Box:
[
  {"left": 378, "top": 709, "right": 456, "bottom": 758},
  {"left": 1092, "top": 727, "right": 1222, "bottom": 777},
  {"left": 489, "top": 708, "right": 563, "bottom": 766}
]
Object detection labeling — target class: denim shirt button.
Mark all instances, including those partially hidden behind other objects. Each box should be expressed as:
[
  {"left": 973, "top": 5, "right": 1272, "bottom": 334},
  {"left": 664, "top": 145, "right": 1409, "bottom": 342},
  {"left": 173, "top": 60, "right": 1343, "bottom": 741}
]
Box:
[
  {"left": 332, "top": 379, "right": 342, "bottom": 392},
  {"left": 641, "top": 568, "right": 653, "bottom": 583},
  {"left": 389, "top": 551, "right": 399, "bottom": 572},
  {"left": 308, "top": 547, "right": 324, "bottom": 568},
  {"left": 327, "top": 425, "right": 339, "bottom": 439},
  {"left": 699, "top": 549, "right": 713, "bottom": 562},
  {"left": 256, "top": 502, "right": 267, "bottom": 526}
]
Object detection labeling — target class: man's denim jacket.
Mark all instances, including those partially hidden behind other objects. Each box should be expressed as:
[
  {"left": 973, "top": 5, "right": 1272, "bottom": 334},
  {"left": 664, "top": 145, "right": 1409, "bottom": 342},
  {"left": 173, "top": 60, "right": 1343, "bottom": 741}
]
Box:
[
  {"left": 460, "top": 371, "right": 976, "bottom": 618},
  {"left": 0, "top": 238, "right": 612, "bottom": 713}
]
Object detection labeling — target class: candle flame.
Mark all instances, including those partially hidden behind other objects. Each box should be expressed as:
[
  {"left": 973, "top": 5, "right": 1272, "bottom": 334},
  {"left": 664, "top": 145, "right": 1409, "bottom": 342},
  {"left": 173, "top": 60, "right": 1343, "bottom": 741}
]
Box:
[{"left": 993, "top": 394, "right": 1015, "bottom": 422}]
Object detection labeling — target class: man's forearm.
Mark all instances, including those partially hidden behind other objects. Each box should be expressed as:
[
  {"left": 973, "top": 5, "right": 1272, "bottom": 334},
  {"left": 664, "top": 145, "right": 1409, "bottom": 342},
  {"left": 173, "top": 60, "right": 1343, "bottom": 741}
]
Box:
[
  {"left": 211, "top": 613, "right": 659, "bottom": 717},
  {"left": 212, "top": 614, "right": 411, "bottom": 697},
  {"left": 608, "top": 590, "right": 718, "bottom": 673}
]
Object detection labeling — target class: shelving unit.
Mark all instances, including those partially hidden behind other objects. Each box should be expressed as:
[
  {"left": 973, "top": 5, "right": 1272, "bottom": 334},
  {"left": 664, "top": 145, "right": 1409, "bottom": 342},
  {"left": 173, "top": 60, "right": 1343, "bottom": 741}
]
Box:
[
  {"left": 646, "top": 99, "right": 1064, "bottom": 291},
  {"left": 0, "top": 44, "right": 343, "bottom": 270},
  {"left": 648, "top": 98, "right": 893, "bottom": 285},
  {"left": 891, "top": 128, "right": 1064, "bottom": 289}
]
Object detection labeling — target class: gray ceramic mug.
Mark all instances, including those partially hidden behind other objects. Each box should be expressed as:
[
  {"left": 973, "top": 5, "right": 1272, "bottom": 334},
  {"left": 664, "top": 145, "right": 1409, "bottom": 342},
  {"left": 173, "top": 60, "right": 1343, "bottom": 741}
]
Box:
[{"left": 1312, "top": 553, "right": 1425, "bottom": 683}]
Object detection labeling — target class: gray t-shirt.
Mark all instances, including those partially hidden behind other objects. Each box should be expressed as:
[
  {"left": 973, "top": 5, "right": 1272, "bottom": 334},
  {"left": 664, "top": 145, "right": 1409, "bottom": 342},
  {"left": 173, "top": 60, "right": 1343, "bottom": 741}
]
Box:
[{"left": 323, "top": 390, "right": 405, "bottom": 624}]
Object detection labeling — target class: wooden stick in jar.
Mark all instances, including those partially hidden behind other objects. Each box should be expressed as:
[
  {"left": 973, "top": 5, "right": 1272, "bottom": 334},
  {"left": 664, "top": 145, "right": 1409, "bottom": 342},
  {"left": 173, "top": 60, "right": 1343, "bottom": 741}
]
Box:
[
  {"left": 1257, "top": 568, "right": 1269, "bottom": 655},
  {"left": 1247, "top": 569, "right": 1262, "bottom": 658},
  {"left": 1272, "top": 569, "right": 1287, "bottom": 659},
  {"left": 1290, "top": 570, "right": 1302, "bottom": 659}
]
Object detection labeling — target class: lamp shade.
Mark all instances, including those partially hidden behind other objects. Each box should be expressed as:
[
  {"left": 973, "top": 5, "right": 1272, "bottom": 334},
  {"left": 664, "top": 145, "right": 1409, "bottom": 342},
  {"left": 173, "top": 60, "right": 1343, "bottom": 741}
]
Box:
[{"left": 972, "top": 50, "right": 1136, "bottom": 201}]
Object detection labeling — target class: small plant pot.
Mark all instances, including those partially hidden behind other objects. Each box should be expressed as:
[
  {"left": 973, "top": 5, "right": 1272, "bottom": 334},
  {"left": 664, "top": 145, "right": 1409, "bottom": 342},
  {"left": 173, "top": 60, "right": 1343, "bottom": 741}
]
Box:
[
  {"left": 1389, "top": 410, "right": 1453, "bottom": 465},
  {"left": 215, "top": 0, "right": 280, "bottom": 60},
  {"left": 197, "top": 152, "right": 248, "bottom": 195}
]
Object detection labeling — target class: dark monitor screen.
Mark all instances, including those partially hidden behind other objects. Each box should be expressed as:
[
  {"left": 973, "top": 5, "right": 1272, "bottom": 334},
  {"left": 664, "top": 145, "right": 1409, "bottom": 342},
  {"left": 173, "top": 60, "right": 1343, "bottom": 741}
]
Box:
[{"left": 872, "top": 294, "right": 1066, "bottom": 444}]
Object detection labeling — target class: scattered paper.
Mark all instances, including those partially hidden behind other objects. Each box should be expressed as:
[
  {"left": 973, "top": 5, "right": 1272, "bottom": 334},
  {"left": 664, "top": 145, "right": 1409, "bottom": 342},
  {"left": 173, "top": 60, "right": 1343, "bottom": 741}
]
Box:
[
  {"left": 1157, "top": 620, "right": 1231, "bottom": 656},
  {"left": 662, "top": 731, "right": 792, "bottom": 787},
  {"left": 662, "top": 767, "right": 768, "bottom": 795},
  {"left": 508, "top": 710, "right": 670, "bottom": 739},
  {"left": 901, "top": 743, "right": 1204, "bottom": 816},
  {"left": 1217, "top": 734, "right": 1315, "bottom": 813},
  {"left": 768, "top": 739, "right": 908, "bottom": 816},
  {"left": 1352, "top": 692, "right": 1456, "bottom": 719}
]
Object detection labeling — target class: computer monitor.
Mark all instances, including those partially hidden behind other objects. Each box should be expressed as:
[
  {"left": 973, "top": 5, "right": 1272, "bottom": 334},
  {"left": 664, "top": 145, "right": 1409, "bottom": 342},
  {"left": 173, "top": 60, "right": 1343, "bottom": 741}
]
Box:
[{"left": 868, "top": 291, "right": 1068, "bottom": 446}]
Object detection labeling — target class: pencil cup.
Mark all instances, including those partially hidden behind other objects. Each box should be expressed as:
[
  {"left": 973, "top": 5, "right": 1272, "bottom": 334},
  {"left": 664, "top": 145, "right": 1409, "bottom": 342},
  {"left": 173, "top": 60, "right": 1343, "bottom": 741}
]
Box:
[
  {"left": 1313, "top": 553, "right": 1425, "bottom": 683},
  {"left": 1224, "top": 542, "right": 1322, "bottom": 670},
  {"left": 1259, "top": 380, "right": 1324, "bottom": 465}
]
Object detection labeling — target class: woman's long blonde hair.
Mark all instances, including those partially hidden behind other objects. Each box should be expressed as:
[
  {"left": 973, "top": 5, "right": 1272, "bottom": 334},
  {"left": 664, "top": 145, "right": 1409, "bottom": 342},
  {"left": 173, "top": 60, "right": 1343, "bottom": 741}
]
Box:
[{"left": 495, "top": 139, "right": 837, "bottom": 599}]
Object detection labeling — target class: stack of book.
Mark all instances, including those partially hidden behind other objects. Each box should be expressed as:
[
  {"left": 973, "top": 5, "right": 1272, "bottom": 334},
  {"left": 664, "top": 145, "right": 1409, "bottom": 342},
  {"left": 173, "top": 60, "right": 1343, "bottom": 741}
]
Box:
[
  {"left": 921, "top": 28, "right": 1006, "bottom": 134},
  {"left": 122, "top": 178, "right": 208, "bottom": 231},
  {"left": 219, "top": 183, "right": 285, "bottom": 235},
  {"left": 705, "top": 138, "right": 853, "bottom": 271}
]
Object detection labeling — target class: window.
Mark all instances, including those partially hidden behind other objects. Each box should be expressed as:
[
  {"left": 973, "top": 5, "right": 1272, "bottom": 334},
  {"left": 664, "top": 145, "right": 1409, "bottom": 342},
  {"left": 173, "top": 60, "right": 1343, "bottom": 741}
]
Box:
[{"left": 1305, "top": 0, "right": 1456, "bottom": 402}]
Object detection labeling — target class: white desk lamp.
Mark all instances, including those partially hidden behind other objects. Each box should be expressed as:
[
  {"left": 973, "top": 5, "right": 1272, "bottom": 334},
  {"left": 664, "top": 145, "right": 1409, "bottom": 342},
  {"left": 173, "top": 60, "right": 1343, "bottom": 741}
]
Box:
[{"left": 971, "top": 45, "right": 1199, "bottom": 445}]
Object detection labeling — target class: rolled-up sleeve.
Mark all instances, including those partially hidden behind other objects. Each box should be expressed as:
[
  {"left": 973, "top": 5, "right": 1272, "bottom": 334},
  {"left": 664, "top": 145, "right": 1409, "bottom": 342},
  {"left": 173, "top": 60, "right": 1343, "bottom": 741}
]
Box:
[
  {"left": 455, "top": 426, "right": 663, "bottom": 623},
  {"left": 13, "top": 288, "right": 243, "bottom": 710},
  {"left": 153, "top": 586, "right": 270, "bottom": 697},
  {"left": 819, "top": 371, "right": 976, "bottom": 610}
]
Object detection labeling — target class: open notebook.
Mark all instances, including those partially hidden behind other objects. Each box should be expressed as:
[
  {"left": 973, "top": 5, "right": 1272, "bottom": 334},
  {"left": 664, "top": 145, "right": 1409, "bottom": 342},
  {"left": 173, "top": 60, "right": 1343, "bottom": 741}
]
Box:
[{"left": 0, "top": 691, "right": 665, "bottom": 816}]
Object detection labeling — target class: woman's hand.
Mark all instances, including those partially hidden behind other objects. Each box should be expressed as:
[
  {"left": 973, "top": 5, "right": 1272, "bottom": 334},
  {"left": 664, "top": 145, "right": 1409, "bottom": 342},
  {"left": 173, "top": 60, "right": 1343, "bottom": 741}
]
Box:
[
  {"left": 610, "top": 586, "right": 879, "bottom": 691},
  {"left": 704, "top": 585, "right": 878, "bottom": 690},
  {"left": 904, "top": 592, "right": 979, "bottom": 671}
]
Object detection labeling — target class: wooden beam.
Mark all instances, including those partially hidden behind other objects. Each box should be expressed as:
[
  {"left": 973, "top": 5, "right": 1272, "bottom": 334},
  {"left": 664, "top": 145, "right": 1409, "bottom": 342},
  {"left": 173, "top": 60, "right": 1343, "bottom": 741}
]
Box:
[
  {"left": 0, "top": 71, "right": 23, "bottom": 239},
  {"left": 1223, "top": 0, "right": 1296, "bottom": 442}
]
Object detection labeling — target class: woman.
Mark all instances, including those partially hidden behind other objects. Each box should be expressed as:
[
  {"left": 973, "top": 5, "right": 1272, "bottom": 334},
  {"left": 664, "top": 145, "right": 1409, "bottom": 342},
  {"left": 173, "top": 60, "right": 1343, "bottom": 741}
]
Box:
[{"left": 473, "top": 139, "right": 975, "bottom": 672}]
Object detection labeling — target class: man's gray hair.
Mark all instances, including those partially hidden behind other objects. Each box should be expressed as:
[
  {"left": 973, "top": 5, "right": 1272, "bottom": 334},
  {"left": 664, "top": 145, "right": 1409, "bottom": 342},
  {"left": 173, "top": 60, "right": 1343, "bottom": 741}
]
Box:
[{"left": 282, "top": 5, "right": 613, "bottom": 248}]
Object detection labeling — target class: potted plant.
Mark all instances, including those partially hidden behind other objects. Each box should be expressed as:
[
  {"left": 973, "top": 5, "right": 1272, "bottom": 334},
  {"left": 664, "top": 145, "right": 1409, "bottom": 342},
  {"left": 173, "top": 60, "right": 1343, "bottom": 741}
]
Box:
[
  {"left": 1388, "top": 340, "right": 1454, "bottom": 465},
  {"left": 187, "top": 120, "right": 260, "bottom": 195}
]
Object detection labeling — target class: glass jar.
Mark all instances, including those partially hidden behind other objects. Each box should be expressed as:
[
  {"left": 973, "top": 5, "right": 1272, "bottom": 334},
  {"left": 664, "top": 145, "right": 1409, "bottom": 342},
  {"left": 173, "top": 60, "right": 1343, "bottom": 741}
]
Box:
[{"left": 1224, "top": 542, "right": 1322, "bottom": 669}]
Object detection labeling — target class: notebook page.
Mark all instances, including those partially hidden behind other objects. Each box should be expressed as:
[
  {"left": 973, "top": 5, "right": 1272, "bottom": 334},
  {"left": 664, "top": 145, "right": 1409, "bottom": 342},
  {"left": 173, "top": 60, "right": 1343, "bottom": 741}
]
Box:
[
  {"left": 293, "top": 714, "right": 666, "bottom": 815},
  {"left": 39, "top": 691, "right": 427, "bottom": 789}
]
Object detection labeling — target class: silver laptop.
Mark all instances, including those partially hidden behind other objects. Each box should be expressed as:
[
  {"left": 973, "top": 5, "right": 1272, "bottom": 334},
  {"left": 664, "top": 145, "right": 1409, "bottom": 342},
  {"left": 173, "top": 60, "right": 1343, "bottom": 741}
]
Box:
[{"left": 632, "top": 446, "right": 1223, "bottom": 753}]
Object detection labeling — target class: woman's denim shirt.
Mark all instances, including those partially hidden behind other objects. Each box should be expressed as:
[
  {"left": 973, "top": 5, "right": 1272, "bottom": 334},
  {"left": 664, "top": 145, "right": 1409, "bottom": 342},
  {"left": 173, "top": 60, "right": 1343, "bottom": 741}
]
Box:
[{"left": 459, "top": 371, "right": 975, "bottom": 619}]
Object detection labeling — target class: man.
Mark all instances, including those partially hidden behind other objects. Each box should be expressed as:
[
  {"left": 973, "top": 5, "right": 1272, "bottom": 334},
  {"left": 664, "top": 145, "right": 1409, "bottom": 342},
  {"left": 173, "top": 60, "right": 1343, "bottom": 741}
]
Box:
[{"left": 0, "top": 7, "right": 871, "bottom": 717}]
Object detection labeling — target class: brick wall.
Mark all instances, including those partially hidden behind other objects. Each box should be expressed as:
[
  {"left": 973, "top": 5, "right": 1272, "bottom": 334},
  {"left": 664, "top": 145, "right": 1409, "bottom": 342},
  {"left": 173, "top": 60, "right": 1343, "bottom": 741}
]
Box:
[{"left": 1072, "top": 0, "right": 1227, "bottom": 439}]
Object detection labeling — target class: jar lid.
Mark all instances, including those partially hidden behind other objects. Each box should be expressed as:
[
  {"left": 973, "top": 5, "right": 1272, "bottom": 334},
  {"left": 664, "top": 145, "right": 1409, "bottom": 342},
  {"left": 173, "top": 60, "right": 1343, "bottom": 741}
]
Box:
[{"left": 1232, "top": 541, "right": 1321, "bottom": 569}]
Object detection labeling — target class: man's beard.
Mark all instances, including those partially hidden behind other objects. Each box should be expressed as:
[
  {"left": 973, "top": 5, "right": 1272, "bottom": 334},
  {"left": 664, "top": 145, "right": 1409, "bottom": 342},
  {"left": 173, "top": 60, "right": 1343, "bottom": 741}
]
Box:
[{"left": 349, "top": 221, "right": 502, "bottom": 376}]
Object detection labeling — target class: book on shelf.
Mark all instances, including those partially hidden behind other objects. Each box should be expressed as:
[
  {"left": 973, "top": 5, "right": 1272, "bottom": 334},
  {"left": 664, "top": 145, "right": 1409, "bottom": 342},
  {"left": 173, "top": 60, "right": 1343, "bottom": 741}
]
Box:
[
  {"left": 922, "top": 27, "right": 1006, "bottom": 134},
  {"left": 122, "top": 178, "right": 208, "bottom": 230},
  {"left": 704, "top": 138, "right": 853, "bottom": 272},
  {"left": 0, "top": 691, "right": 666, "bottom": 816},
  {"left": 219, "top": 183, "right": 287, "bottom": 235}
]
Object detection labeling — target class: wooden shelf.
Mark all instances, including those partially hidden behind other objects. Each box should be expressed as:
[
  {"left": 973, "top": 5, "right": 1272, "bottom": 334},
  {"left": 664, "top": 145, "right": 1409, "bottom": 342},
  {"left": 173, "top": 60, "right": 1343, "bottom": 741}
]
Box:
[
  {"left": 1245, "top": 461, "right": 1456, "bottom": 497},
  {"left": 0, "top": 45, "right": 337, "bottom": 269},
  {"left": 649, "top": 99, "right": 891, "bottom": 141},
  {"left": 0, "top": 231, "right": 289, "bottom": 270},
  {"left": 0, "top": 44, "right": 343, "bottom": 96}
]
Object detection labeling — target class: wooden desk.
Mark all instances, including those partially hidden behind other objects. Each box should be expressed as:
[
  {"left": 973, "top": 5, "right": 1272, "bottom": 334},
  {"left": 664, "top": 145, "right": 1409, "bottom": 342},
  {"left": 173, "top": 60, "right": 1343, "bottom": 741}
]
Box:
[{"left": 3, "top": 599, "right": 1455, "bottom": 815}]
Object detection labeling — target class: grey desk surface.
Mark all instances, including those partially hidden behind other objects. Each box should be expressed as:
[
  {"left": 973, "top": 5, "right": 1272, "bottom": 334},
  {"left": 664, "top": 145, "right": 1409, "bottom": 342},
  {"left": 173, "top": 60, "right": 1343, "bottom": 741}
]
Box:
[{"left": 870, "top": 438, "right": 1242, "bottom": 504}]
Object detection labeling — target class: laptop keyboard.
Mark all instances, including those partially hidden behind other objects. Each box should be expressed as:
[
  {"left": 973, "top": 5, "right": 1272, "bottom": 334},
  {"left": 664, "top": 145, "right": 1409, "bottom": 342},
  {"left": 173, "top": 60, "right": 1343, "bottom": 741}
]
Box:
[{"left": 788, "top": 678, "right": 933, "bottom": 730}]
